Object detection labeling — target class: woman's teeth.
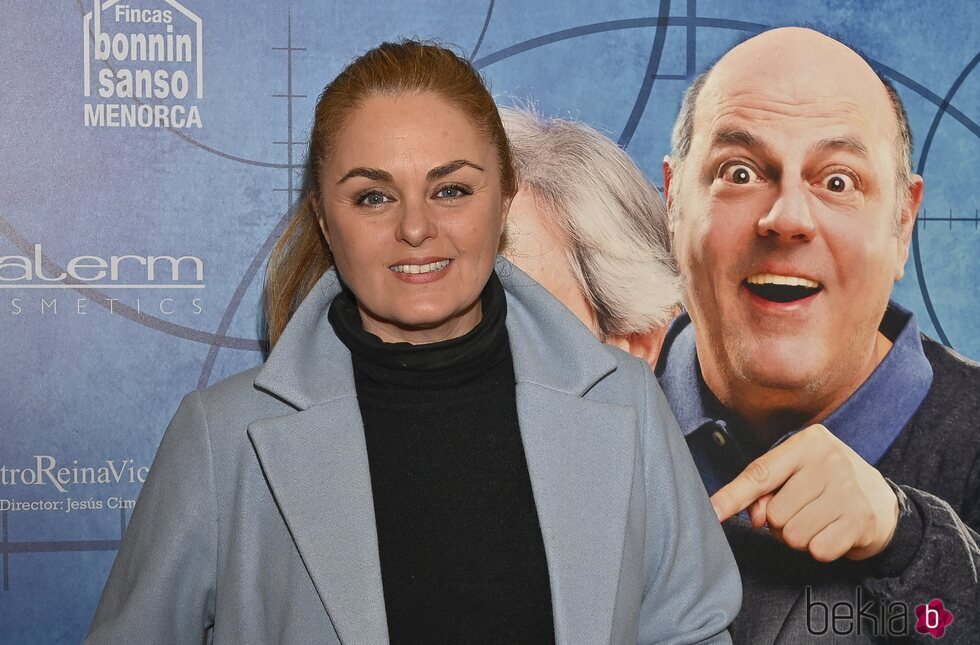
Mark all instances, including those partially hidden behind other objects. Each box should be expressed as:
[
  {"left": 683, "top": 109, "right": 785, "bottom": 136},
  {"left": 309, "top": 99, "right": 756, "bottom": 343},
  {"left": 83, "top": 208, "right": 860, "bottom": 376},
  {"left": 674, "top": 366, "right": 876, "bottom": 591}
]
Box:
[{"left": 390, "top": 259, "right": 451, "bottom": 274}]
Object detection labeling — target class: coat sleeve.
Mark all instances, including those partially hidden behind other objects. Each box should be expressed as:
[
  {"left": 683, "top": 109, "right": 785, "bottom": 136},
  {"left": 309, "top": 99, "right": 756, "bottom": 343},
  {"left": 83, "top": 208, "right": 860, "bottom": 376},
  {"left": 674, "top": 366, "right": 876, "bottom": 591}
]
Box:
[
  {"left": 85, "top": 391, "right": 218, "bottom": 644},
  {"left": 861, "top": 480, "right": 980, "bottom": 640},
  {"left": 637, "top": 365, "right": 741, "bottom": 644}
]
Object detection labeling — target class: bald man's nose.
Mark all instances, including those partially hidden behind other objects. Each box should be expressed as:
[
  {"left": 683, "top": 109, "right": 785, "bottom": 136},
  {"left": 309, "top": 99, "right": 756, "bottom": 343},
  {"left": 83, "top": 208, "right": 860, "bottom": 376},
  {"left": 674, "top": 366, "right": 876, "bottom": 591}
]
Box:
[{"left": 756, "top": 183, "right": 816, "bottom": 242}]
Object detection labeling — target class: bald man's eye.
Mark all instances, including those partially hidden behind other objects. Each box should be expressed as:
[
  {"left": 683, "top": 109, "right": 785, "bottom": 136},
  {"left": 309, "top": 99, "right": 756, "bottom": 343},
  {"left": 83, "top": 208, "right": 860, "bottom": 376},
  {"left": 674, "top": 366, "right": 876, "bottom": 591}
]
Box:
[
  {"left": 720, "top": 163, "right": 759, "bottom": 185},
  {"left": 824, "top": 173, "right": 855, "bottom": 193}
]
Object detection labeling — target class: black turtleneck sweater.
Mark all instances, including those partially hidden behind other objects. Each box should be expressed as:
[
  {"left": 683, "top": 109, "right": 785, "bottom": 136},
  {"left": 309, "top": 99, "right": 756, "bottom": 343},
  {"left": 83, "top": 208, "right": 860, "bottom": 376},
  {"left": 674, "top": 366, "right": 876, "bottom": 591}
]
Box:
[{"left": 327, "top": 273, "right": 555, "bottom": 644}]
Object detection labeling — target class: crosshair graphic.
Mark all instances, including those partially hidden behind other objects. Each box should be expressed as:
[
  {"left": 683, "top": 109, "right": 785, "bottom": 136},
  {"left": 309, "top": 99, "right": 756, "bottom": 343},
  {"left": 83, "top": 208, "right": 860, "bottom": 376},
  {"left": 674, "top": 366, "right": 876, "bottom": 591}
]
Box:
[
  {"left": 918, "top": 210, "right": 980, "bottom": 228},
  {"left": 468, "top": 2, "right": 980, "bottom": 352},
  {"left": 0, "top": 0, "right": 968, "bottom": 379},
  {"left": 196, "top": 13, "right": 307, "bottom": 388},
  {"left": 0, "top": 10, "right": 308, "bottom": 592},
  {"left": 2, "top": 0, "right": 979, "bottom": 597},
  {"left": 910, "top": 49, "right": 980, "bottom": 346},
  {"left": 1, "top": 508, "right": 128, "bottom": 592}
]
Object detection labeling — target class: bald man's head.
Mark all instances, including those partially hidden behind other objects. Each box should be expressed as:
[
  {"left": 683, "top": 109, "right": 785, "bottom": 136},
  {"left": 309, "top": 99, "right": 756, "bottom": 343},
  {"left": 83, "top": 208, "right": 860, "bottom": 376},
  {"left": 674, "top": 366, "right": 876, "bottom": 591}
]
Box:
[
  {"left": 662, "top": 26, "right": 925, "bottom": 433},
  {"left": 670, "top": 28, "right": 912, "bottom": 223}
]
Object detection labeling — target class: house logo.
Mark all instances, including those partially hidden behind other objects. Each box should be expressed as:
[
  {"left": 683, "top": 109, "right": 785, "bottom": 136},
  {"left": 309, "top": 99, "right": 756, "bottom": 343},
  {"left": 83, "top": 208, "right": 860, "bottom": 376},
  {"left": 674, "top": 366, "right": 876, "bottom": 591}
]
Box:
[{"left": 82, "top": 0, "right": 203, "bottom": 128}]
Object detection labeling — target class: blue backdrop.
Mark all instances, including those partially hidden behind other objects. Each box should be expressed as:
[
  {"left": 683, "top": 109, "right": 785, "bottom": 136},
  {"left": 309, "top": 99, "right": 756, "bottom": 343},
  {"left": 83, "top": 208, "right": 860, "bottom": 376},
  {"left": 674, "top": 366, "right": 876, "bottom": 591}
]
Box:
[{"left": 1, "top": 1, "right": 978, "bottom": 642}]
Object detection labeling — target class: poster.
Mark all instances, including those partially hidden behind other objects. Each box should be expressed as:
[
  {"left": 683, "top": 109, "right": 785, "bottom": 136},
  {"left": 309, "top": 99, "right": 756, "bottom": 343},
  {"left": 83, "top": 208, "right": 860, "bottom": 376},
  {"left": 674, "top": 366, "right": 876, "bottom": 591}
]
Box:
[{"left": 1, "top": 1, "right": 977, "bottom": 641}]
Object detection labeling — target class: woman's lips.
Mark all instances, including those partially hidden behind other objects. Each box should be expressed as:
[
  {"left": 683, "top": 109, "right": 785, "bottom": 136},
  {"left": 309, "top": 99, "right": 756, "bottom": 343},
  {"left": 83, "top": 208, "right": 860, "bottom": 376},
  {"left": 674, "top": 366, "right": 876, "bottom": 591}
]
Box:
[{"left": 389, "top": 258, "right": 453, "bottom": 283}]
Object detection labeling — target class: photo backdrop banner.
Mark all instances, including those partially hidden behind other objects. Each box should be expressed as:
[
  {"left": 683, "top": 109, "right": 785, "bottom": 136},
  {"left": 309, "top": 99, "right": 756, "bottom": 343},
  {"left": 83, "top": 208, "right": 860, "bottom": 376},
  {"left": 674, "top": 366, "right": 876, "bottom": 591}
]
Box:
[{"left": 2, "top": 1, "right": 978, "bottom": 641}]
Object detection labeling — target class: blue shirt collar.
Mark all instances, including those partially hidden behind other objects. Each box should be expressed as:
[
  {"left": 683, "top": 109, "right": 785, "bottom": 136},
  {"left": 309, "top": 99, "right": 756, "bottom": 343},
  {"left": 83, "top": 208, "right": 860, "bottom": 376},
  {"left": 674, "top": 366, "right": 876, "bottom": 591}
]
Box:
[
  {"left": 656, "top": 301, "right": 933, "bottom": 487},
  {"left": 656, "top": 316, "right": 716, "bottom": 437}
]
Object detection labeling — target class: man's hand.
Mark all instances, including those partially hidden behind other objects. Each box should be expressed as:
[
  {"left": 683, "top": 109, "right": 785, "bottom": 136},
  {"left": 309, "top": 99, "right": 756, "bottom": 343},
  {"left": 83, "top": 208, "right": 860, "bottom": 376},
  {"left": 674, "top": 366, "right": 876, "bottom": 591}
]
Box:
[{"left": 710, "top": 424, "right": 900, "bottom": 562}]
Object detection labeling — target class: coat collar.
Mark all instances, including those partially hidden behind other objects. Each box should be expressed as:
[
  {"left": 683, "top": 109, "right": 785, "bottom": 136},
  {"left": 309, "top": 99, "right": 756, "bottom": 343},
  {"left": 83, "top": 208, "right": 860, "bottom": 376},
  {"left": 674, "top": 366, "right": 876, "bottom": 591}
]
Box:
[
  {"left": 249, "top": 258, "right": 633, "bottom": 644},
  {"left": 254, "top": 258, "right": 618, "bottom": 407}
]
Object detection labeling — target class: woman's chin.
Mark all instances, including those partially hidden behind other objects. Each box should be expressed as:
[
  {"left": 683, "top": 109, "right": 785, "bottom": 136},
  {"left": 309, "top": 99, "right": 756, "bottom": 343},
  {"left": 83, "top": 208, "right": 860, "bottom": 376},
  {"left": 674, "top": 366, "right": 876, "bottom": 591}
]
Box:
[{"left": 363, "top": 304, "right": 482, "bottom": 344}]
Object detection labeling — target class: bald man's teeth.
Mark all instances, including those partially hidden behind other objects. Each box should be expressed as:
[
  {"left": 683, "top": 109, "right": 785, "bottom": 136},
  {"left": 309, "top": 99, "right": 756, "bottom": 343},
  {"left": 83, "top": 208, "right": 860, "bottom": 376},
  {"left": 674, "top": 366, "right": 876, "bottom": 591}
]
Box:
[
  {"left": 390, "top": 260, "right": 451, "bottom": 274},
  {"left": 744, "top": 274, "right": 822, "bottom": 303},
  {"left": 746, "top": 274, "right": 821, "bottom": 289}
]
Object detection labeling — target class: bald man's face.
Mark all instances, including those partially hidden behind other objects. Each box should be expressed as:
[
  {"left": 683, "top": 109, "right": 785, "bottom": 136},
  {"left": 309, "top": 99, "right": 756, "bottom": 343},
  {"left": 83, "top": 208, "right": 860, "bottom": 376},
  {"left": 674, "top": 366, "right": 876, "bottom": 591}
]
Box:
[{"left": 668, "top": 29, "right": 922, "bottom": 424}]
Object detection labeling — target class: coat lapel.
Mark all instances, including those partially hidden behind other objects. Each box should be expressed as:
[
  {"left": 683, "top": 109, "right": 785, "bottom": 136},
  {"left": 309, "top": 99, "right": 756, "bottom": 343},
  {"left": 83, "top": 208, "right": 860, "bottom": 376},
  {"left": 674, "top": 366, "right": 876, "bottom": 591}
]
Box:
[
  {"left": 516, "top": 384, "right": 637, "bottom": 644},
  {"left": 248, "top": 260, "right": 639, "bottom": 643},
  {"left": 501, "top": 261, "right": 638, "bottom": 643},
  {"left": 251, "top": 270, "right": 388, "bottom": 644},
  {"left": 248, "top": 401, "right": 389, "bottom": 645}
]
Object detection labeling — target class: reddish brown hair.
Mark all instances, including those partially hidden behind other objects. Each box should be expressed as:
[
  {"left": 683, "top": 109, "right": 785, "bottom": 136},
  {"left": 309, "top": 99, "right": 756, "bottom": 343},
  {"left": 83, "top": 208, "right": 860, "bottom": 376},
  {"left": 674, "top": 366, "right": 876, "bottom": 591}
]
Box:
[{"left": 265, "top": 40, "right": 516, "bottom": 348}]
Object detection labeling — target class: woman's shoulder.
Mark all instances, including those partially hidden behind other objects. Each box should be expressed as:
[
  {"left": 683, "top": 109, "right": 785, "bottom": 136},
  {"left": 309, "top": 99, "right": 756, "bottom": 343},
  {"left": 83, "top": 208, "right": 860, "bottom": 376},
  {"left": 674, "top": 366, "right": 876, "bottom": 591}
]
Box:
[
  {"left": 175, "top": 364, "right": 298, "bottom": 444},
  {"left": 592, "top": 343, "right": 658, "bottom": 404}
]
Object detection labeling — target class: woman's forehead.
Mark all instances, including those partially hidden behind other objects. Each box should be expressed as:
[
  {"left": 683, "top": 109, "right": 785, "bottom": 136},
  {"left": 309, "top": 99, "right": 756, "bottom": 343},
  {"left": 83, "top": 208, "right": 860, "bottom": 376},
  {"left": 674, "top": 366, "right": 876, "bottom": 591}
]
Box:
[{"left": 324, "top": 94, "right": 498, "bottom": 178}]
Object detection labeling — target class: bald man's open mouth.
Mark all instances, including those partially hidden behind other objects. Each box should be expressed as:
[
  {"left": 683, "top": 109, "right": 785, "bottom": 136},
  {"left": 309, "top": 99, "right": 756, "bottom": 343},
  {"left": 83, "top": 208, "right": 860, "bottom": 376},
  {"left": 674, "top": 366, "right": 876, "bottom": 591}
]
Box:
[{"left": 744, "top": 274, "right": 823, "bottom": 303}]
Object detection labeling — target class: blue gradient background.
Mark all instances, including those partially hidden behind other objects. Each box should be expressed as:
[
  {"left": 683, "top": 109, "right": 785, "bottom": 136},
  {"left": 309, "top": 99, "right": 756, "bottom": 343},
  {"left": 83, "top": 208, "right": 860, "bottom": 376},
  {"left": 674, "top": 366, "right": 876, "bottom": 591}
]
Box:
[{"left": 1, "top": 1, "right": 977, "bottom": 642}]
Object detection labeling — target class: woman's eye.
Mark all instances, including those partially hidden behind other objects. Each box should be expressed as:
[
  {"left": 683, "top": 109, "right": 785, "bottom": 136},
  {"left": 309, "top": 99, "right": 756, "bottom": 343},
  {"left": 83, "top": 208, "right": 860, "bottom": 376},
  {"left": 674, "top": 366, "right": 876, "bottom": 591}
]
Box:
[
  {"left": 357, "top": 191, "right": 392, "bottom": 207},
  {"left": 721, "top": 163, "right": 758, "bottom": 185},
  {"left": 435, "top": 185, "right": 471, "bottom": 199},
  {"left": 823, "top": 173, "right": 855, "bottom": 193}
]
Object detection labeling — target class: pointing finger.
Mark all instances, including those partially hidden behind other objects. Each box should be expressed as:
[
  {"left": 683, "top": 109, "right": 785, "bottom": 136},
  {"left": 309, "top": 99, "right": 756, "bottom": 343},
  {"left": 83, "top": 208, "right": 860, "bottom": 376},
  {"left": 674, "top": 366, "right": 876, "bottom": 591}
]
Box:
[{"left": 710, "top": 435, "right": 808, "bottom": 521}]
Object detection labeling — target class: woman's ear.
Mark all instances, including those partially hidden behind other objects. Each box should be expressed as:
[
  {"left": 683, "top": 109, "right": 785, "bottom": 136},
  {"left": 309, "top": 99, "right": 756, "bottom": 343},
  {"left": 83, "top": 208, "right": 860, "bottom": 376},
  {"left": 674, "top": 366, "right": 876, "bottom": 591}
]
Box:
[
  {"left": 501, "top": 193, "right": 513, "bottom": 230},
  {"left": 497, "top": 194, "right": 514, "bottom": 253},
  {"left": 311, "top": 193, "right": 331, "bottom": 246}
]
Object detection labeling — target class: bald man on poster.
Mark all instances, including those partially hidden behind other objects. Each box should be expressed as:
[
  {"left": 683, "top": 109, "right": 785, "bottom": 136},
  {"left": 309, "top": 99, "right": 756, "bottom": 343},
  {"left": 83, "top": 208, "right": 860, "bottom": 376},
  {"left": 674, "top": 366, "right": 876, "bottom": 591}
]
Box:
[{"left": 658, "top": 27, "right": 980, "bottom": 642}]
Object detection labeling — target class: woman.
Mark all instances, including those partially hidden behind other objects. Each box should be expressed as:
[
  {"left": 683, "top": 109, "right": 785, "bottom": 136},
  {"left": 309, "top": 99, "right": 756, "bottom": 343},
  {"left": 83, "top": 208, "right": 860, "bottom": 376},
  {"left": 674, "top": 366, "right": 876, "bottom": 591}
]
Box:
[{"left": 86, "top": 41, "right": 738, "bottom": 644}]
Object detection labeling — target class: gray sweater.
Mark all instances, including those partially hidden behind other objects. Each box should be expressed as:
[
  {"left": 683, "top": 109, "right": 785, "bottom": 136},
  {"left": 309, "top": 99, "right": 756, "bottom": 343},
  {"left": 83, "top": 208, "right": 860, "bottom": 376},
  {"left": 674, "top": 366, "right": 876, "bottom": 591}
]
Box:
[{"left": 728, "top": 335, "right": 980, "bottom": 643}]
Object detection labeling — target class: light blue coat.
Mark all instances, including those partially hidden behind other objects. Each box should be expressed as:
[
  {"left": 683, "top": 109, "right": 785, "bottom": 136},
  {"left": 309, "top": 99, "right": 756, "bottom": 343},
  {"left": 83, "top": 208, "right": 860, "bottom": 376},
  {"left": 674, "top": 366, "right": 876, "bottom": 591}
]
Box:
[{"left": 87, "top": 259, "right": 740, "bottom": 644}]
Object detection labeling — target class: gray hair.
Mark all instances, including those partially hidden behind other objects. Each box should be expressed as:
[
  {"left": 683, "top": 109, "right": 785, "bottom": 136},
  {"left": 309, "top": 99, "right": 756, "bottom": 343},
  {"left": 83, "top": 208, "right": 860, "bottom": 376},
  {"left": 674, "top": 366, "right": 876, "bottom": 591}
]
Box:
[
  {"left": 501, "top": 106, "right": 681, "bottom": 338},
  {"left": 669, "top": 48, "right": 913, "bottom": 227}
]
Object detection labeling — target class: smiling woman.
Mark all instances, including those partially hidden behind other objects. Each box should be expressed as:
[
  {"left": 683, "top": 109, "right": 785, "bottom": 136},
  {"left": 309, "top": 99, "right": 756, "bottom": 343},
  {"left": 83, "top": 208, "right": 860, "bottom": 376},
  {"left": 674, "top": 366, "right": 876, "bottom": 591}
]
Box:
[
  {"left": 315, "top": 92, "right": 507, "bottom": 344},
  {"left": 263, "top": 42, "right": 516, "bottom": 350},
  {"left": 86, "top": 40, "right": 740, "bottom": 644}
]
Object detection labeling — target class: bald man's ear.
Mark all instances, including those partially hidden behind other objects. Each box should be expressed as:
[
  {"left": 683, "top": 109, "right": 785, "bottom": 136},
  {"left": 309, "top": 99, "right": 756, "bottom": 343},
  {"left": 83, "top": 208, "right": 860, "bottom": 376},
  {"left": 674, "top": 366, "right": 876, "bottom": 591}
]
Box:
[
  {"left": 894, "top": 175, "right": 924, "bottom": 281},
  {"left": 663, "top": 156, "right": 676, "bottom": 234}
]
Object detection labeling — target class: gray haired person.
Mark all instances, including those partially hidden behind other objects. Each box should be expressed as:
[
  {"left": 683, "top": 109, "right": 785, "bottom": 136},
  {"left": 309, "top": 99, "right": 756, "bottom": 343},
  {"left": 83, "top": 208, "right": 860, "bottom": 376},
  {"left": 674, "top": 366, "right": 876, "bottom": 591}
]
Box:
[{"left": 501, "top": 107, "right": 680, "bottom": 365}]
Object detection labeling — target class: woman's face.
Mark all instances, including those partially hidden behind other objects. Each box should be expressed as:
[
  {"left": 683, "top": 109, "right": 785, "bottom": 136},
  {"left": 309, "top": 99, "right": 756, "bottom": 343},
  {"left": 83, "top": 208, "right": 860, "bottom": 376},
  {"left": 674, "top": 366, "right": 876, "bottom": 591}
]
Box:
[{"left": 318, "top": 92, "right": 509, "bottom": 344}]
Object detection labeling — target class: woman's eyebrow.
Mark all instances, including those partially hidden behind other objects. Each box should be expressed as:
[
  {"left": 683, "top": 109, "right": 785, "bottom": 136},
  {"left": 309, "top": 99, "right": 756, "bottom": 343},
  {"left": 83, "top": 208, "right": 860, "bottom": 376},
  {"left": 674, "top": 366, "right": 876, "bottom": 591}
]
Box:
[
  {"left": 337, "top": 167, "right": 393, "bottom": 184},
  {"left": 427, "top": 159, "right": 485, "bottom": 180},
  {"left": 336, "top": 161, "right": 485, "bottom": 184}
]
